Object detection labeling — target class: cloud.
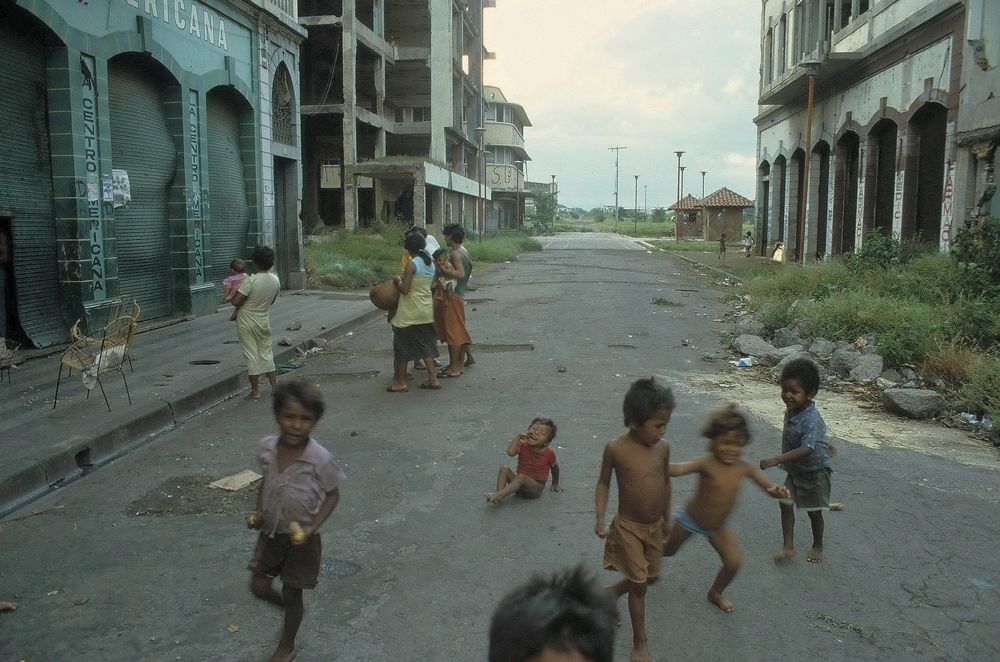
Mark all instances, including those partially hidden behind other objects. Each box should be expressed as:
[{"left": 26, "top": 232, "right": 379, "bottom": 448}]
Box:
[{"left": 484, "top": 0, "right": 760, "bottom": 208}]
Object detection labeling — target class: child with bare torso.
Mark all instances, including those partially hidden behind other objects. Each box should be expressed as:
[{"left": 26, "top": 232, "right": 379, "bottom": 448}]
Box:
[
  {"left": 595, "top": 377, "right": 673, "bottom": 662},
  {"left": 663, "top": 403, "right": 789, "bottom": 614},
  {"left": 485, "top": 418, "right": 562, "bottom": 505}
]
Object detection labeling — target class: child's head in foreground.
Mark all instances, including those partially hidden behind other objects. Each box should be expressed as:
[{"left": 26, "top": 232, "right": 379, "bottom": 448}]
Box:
[
  {"left": 779, "top": 358, "right": 820, "bottom": 412},
  {"left": 623, "top": 377, "right": 675, "bottom": 427},
  {"left": 701, "top": 403, "right": 751, "bottom": 462},
  {"left": 272, "top": 380, "right": 326, "bottom": 422},
  {"left": 489, "top": 565, "right": 617, "bottom": 662},
  {"left": 526, "top": 417, "right": 557, "bottom": 446},
  {"left": 229, "top": 258, "right": 246, "bottom": 274}
]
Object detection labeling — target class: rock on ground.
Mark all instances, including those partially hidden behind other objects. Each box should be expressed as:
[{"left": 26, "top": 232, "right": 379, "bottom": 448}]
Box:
[
  {"left": 849, "top": 354, "right": 884, "bottom": 383},
  {"left": 773, "top": 326, "right": 806, "bottom": 348},
  {"left": 808, "top": 338, "right": 837, "bottom": 358},
  {"left": 830, "top": 347, "right": 862, "bottom": 377},
  {"left": 761, "top": 345, "right": 805, "bottom": 367},
  {"left": 883, "top": 388, "right": 945, "bottom": 419},
  {"left": 732, "top": 334, "right": 777, "bottom": 357}
]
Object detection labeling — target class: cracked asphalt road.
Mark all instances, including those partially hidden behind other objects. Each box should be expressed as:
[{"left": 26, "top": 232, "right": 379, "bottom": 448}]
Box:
[{"left": 2, "top": 232, "right": 998, "bottom": 661}]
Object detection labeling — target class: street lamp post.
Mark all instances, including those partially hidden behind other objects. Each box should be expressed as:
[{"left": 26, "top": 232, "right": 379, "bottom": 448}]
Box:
[
  {"left": 674, "top": 150, "right": 684, "bottom": 237},
  {"left": 643, "top": 184, "right": 648, "bottom": 213},
  {"left": 680, "top": 166, "right": 686, "bottom": 200},
  {"left": 700, "top": 170, "right": 707, "bottom": 199},
  {"left": 633, "top": 174, "right": 639, "bottom": 235},
  {"left": 609, "top": 146, "right": 627, "bottom": 228},
  {"left": 514, "top": 160, "right": 524, "bottom": 230},
  {"left": 475, "top": 126, "right": 487, "bottom": 241}
]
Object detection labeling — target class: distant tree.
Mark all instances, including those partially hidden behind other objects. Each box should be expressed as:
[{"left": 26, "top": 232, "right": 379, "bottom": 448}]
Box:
[
  {"left": 651, "top": 208, "right": 667, "bottom": 223},
  {"left": 530, "top": 192, "right": 557, "bottom": 234},
  {"left": 587, "top": 207, "right": 607, "bottom": 222}
]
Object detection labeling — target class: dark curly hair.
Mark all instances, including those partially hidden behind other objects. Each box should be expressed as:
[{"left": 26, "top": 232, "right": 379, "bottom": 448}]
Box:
[
  {"left": 251, "top": 245, "right": 275, "bottom": 271},
  {"left": 780, "top": 357, "right": 821, "bottom": 396},
  {"left": 700, "top": 403, "right": 750, "bottom": 442},
  {"left": 272, "top": 379, "right": 325, "bottom": 420},
  {"left": 622, "top": 377, "right": 675, "bottom": 427}
]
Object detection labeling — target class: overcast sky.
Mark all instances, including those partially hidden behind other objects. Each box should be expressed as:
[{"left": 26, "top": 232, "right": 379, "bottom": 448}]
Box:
[{"left": 483, "top": 0, "right": 761, "bottom": 210}]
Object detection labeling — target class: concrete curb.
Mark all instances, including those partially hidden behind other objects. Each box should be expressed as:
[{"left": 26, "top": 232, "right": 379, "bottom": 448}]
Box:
[{"left": 0, "top": 307, "right": 383, "bottom": 518}]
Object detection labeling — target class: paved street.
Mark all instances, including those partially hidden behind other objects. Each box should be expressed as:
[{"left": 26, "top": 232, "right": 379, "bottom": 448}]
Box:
[{"left": 2, "top": 232, "right": 998, "bottom": 661}]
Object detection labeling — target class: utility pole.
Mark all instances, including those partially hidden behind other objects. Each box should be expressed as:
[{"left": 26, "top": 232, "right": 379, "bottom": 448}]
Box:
[
  {"left": 609, "top": 146, "right": 627, "bottom": 227},
  {"left": 633, "top": 175, "right": 640, "bottom": 235},
  {"left": 674, "top": 150, "right": 684, "bottom": 236},
  {"left": 643, "top": 184, "right": 648, "bottom": 212},
  {"left": 700, "top": 171, "right": 707, "bottom": 198},
  {"left": 680, "top": 166, "right": 686, "bottom": 200}
]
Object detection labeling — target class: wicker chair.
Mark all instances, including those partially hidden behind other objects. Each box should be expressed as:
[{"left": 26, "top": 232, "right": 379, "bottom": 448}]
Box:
[
  {"left": 53, "top": 316, "right": 134, "bottom": 411},
  {"left": 70, "top": 297, "right": 140, "bottom": 373},
  {"left": 0, "top": 341, "right": 17, "bottom": 384}
]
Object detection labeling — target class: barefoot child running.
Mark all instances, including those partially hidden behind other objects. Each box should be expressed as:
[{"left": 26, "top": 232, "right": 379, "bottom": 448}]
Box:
[
  {"left": 485, "top": 418, "right": 562, "bottom": 505},
  {"left": 759, "top": 357, "right": 833, "bottom": 563},
  {"left": 595, "top": 377, "right": 673, "bottom": 662},
  {"left": 246, "top": 380, "right": 346, "bottom": 661},
  {"left": 663, "top": 403, "right": 789, "bottom": 613}
]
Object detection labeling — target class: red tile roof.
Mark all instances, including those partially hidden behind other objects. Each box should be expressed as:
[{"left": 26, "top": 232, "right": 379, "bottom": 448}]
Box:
[
  {"left": 699, "top": 187, "right": 754, "bottom": 208},
  {"left": 668, "top": 193, "right": 701, "bottom": 210}
]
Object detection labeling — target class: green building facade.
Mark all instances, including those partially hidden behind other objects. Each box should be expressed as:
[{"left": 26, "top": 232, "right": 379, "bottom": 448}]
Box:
[{"left": 0, "top": 0, "right": 305, "bottom": 347}]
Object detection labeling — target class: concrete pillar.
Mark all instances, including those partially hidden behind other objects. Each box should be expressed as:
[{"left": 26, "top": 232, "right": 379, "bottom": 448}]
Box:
[
  {"left": 854, "top": 144, "right": 866, "bottom": 250},
  {"left": 413, "top": 171, "right": 426, "bottom": 227},
  {"left": 769, "top": 162, "right": 784, "bottom": 252},
  {"left": 785, "top": 157, "right": 802, "bottom": 260},
  {"left": 804, "top": 152, "right": 823, "bottom": 262},
  {"left": 342, "top": 0, "right": 359, "bottom": 228},
  {"left": 851, "top": 0, "right": 860, "bottom": 21},
  {"left": 938, "top": 121, "right": 958, "bottom": 252},
  {"left": 825, "top": 150, "right": 837, "bottom": 258},
  {"left": 834, "top": 0, "right": 843, "bottom": 31}
]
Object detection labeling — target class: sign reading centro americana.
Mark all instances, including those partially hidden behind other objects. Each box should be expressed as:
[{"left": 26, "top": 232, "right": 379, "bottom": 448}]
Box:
[{"left": 125, "top": 0, "right": 230, "bottom": 51}]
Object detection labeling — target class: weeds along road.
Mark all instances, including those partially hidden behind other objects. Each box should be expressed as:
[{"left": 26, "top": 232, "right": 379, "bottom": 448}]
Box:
[{"left": 2, "top": 232, "right": 998, "bottom": 661}]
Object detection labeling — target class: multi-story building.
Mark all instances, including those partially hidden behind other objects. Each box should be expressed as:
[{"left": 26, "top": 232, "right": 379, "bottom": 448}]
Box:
[
  {"left": 754, "top": 0, "right": 999, "bottom": 262},
  {"left": 0, "top": 0, "right": 305, "bottom": 348},
  {"left": 483, "top": 85, "right": 530, "bottom": 229},
  {"left": 299, "top": 0, "right": 490, "bottom": 234}
]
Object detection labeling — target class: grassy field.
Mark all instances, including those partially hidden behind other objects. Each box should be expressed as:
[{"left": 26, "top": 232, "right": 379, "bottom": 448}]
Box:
[{"left": 305, "top": 227, "right": 542, "bottom": 289}]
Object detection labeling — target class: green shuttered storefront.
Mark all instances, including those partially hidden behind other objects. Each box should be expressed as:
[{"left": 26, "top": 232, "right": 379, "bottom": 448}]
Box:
[
  {"left": 206, "top": 89, "right": 251, "bottom": 284},
  {"left": 108, "top": 57, "right": 176, "bottom": 321},
  {"left": 0, "top": 24, "right": 65, "bottom": 347}
]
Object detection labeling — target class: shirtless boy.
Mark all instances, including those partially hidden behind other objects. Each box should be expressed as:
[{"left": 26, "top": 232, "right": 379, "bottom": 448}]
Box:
[
  {"left": 595, "top": 377, "right": 673, "bottom": 662},
  {"left": 485, "top": 418, "right": 561, "bottom": 505},
  {"left": 663, "top": 403, "right": 789, "bottom": 614}
]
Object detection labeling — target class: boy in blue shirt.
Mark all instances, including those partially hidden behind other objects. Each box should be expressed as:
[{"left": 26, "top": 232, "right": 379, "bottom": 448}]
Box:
[{"left": 760, "top": 358, "right": 833, "bottom": 563}]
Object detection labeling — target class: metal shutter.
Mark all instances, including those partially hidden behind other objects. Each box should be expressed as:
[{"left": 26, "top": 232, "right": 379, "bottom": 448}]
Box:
[
  {"left": 914, "top": 108, "right": 946, "bottom": 242},
  {"left": 108, "top": 59, "right": 176, "bottom": 320},
  {"left": 206, "top": 91, "right": 250, "bottom": 284},
  {"left": 0, "top": 25, "right": 65, "bottom": 347}
]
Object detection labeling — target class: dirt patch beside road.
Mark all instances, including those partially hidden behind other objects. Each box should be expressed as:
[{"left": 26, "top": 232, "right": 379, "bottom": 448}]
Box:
[{"left": 662, "top": 369, "right": 1000, "bottom": 472}]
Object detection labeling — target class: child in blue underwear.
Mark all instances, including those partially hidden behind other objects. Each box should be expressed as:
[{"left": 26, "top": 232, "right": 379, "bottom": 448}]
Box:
[{"left": 664, "top": 403, "right": 788, "bottom": 613}]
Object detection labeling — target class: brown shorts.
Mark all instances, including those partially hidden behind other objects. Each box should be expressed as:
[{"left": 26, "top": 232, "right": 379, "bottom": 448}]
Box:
[
  {"left": 249, "top": 533, "right": 322, "bottom": 589},
  {"left": 603, "top": 515, "right": 666, "bottom": 584}
]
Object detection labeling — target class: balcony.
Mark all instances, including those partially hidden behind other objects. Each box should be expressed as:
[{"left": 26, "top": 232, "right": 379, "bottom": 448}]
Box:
[
  {"left": 485, "top": 122, "right": 524, "bottom": 150},
  {"left": 758, "top": 51, "right": 862, "bottom": 105}
]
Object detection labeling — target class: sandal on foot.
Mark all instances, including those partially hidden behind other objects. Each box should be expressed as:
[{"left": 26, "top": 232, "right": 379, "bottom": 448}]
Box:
[
  {"left": 436, "top": 369, "right": 462, "bottom": 378},
  {"left": 386, "top": 384, "right": 409, "bottom": 393},
  {"left": 419, "top": 382, "right": 442, "bottom": 390}
]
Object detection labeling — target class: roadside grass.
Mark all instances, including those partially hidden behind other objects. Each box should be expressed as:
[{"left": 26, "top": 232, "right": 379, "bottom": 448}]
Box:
[
  {"left": 305, "top": 227, "right": 541, "bottom": 289},
  {"left": 736, "top": 250, "right": 1000, "bottom": 419}
]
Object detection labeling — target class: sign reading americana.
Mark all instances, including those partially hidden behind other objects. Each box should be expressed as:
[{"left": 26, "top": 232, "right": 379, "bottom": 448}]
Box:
[{"left": 125, "top": 0, "right": 230, "bottom": 51}]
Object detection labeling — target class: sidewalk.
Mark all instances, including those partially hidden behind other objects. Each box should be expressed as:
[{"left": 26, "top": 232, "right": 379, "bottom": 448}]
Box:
[{"left": 0, "top": 291, "right": 380, "bottom": 517}]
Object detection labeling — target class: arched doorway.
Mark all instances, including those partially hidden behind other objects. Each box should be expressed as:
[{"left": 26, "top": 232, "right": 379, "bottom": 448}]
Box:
[
  {"left": 0, "top": 11, "right": 64, "bottom": 347},
  {"left": 813, "top": 141, "right": 831, "bottom": 259},
  {"left": 833, "top": 131, "right": 860, "bottom": 255},
  {"left": 773, "top": 155, "right": 787, "bottom": 244},
  {"left": 272, "top": 63, "right": 300, "bottom": 287},
  {"left": 206, "top": 86, "right": 253, "bottom": 285},
  {"left": 790, "top": 149, "right": 805, "bottom": 260},
  {"left": 867, "top": 119, "right": 897, "bottom": 237},
  {"left": 109, "top": 54, "right": 180, "bottom": 321},
  {"left": 757, "top": 161, "right": 771, "bottom": 253},
  {"left": 905, "top": 103, "right": 947, "bottom": 243}
]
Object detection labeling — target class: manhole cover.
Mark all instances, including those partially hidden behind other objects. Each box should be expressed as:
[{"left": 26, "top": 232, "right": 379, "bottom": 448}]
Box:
[
  {"left": 190, "top": 360, "right": 221, "bottom": 365},
  {"left": 321, "top": 558, "right": 361, "bottom": 578},
  {"left": 474, "top": 343, "right": 534, "bottom": 353},
  {"left": 310, "top": 371, "right": 381, "bottom": 383}
]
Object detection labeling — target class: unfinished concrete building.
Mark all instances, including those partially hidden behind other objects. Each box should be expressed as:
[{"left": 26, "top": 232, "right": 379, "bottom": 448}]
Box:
[
  {"left": 299, "top": 0, "right": 491, "bottom": 234},
  {"left": 754, "top": 0, "right": 1000, "bottom": 262}
]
